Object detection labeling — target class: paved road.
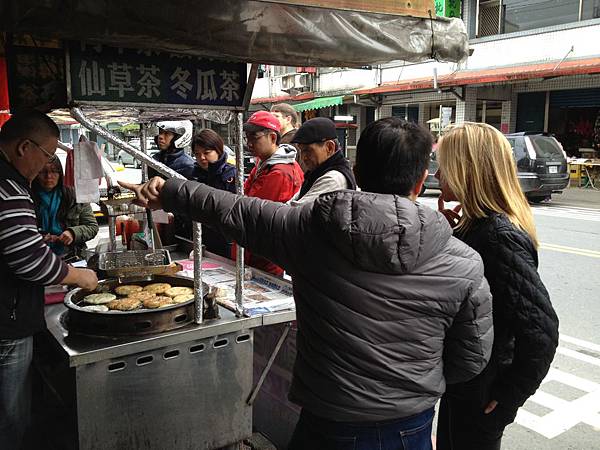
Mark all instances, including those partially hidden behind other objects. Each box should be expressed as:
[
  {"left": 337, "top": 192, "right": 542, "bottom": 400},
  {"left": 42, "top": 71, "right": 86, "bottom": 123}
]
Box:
[{"left": 419, "top": 191, "right": 600, "bottom": 450}]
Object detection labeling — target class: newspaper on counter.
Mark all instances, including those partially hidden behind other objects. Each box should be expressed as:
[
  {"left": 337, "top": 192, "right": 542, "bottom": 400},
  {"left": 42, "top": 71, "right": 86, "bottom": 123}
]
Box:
[{"left": 176, "top": 259, "right": 295, "bottom": 316}]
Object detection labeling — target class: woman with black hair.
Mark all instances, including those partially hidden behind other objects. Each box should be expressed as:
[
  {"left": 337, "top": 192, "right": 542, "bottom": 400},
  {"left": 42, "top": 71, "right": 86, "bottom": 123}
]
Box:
[
  {"left": 191, "top": 129, "right": 237, "bottom": 256},
  {"left": 32, "top": 157, "right": 99, "bottom": 259}
]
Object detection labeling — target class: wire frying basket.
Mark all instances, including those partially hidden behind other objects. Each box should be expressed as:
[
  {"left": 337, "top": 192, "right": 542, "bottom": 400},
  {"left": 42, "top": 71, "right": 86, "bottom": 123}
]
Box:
[{"left": 97, "top": 249, "right": 173, "bottom": 278}]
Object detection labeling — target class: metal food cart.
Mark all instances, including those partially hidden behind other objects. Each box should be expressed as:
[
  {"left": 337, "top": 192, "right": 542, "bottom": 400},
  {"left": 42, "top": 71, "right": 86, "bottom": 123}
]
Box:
[{"left": 0, "top": 1, "right": 469, "bottom": 448}]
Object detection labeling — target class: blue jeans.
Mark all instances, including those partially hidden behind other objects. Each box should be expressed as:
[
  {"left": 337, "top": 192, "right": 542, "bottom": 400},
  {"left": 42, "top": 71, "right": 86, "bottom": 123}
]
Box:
[
  {"left": 0, "top": 337, "right": 33, "bottom": 450},
  {"left": 289, "top": 407, "right": 434, "bottom": 450}
]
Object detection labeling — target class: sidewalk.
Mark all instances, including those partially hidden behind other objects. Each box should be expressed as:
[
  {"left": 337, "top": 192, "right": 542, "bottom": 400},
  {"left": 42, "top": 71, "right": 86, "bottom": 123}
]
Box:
[{"left": 549, "top": 187, "right": 600, "bottom": 209}]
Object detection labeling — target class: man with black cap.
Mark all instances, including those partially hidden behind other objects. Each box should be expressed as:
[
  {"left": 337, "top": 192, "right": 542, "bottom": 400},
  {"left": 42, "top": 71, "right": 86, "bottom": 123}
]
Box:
[{"left": 290, "top": 117, "right": 356, "bottom": 206}]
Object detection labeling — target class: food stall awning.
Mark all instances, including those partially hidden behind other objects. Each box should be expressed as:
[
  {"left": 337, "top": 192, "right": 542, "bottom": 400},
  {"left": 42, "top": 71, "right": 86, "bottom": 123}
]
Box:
[
  {"left": 293, "top": 95, "right": 344, "bottom": 112},
  {"left": 0, "top": 0, "right": 469, "bottom": 67},
  {"left": 353, "top": 57, "right": 600, "bottom": 95}
]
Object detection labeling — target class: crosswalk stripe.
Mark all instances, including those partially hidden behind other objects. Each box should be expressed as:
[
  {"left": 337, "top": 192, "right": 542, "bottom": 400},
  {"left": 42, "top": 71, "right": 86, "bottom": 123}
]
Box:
[
  {"left": 556, "top": 347, "right": 600, "bottom": 367},
  {"left": 560, "top": 334, "right": 600, "bottom": 353}
]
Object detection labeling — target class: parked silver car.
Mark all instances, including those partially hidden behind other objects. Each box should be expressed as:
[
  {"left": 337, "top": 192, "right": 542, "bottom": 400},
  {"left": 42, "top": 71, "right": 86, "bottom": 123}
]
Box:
[{"left": 117, "top": 138, "right": 159, "bottom": 168}]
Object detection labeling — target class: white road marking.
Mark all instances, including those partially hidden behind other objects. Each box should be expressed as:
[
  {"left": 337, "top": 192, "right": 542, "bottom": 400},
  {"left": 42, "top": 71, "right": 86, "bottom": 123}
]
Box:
[
  {"left": 418, "top": 196, "right": 600, "bottom": 222},
  {"left": 560, "top": 334, "right": 600, "bottom": 353},
  {"left": 532, "top": 206, "right": 600, "bottom": 223},
  {"left": 556, "top": 347, "right": 600, "bottom": 368},
  {"left": 513, "top": 334, "right": 600, "bottom": 438}
]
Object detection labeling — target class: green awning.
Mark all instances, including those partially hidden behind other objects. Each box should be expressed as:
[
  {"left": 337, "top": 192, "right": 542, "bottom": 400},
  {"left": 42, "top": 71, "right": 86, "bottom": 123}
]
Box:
[{"left": 293, "top": 96, "right": 344, "bottom": 112}]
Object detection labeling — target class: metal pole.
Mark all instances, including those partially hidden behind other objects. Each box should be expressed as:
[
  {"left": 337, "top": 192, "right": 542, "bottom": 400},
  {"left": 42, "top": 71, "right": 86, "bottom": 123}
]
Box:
[
  {"left": 140, "top": 124, "right": 156, "bottom": 250},
  {"left": 193, "top": 222, "right": 204, "bottom": 324},
  {"left": 247, "top": 323, "right": 291, "bottom": 406},
  {"left": 70, "top": 107, "right": 183, "bottom": 180},
  {"left": 140, "top": 124, "right": 149, "bottom": 182},
  {"left": 235, "top": 112, "right": 245, "bottom": 318}
]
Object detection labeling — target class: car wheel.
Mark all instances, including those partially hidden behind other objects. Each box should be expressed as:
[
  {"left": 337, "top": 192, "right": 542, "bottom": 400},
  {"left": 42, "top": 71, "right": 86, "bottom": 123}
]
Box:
[{"left": 528, "top": 195, "right": 547, "bottom": 204}]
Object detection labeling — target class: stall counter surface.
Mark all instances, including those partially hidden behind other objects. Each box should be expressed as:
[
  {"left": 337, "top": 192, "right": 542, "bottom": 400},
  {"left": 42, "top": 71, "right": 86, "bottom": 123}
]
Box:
[{"left": 43, "top": 254, "right": 296, "bottom": 368}]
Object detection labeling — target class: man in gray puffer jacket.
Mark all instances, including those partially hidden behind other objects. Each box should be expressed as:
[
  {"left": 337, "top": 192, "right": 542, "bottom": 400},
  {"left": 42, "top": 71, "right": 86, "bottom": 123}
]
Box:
[{"left": 121, "top": 117, "right": 493, "bottom": 450}]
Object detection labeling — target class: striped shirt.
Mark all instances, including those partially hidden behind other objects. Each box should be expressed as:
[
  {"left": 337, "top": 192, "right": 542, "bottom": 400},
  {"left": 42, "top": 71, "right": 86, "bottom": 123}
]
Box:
[{"left": 0, "top": 178, "right": 69, "bottom": 285}]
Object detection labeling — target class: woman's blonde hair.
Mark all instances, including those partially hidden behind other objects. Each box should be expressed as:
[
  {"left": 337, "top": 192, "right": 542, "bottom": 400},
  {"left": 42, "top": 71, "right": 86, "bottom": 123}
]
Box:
[{"left": 437, "top": 122, "right": 538, "bottom": 247}]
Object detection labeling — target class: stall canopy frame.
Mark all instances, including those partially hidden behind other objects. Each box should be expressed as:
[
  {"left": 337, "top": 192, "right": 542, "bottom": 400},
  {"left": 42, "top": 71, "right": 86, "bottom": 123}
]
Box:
[
  {"left": 0, "top": 0, "right": 470, "bottom": 67},
  {"left": 0, "top": 0, "right": 471, "bottom": 322}
]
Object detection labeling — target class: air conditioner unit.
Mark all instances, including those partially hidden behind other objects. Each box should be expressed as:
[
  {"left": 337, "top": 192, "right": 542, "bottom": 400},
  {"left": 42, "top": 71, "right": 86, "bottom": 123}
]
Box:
[{"left": 281, "top": 74, "right": 311, "bottom": 93}]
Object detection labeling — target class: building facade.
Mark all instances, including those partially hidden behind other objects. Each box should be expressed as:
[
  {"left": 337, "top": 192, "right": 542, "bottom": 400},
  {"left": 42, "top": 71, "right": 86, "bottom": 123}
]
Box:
[{"left": 251, "top": 0, "right": 600, "bottom": 158}]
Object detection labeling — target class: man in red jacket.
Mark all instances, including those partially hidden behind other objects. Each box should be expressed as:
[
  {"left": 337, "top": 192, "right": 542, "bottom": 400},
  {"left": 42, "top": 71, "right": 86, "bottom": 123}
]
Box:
[{"left": 240, "top": 111, "right": 303, "bottom": 275}]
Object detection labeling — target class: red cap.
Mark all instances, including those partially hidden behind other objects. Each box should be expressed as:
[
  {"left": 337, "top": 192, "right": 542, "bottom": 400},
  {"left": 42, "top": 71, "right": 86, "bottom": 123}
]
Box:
[{"left": 244, "top": 111, "right": 281, "bottom": 133}]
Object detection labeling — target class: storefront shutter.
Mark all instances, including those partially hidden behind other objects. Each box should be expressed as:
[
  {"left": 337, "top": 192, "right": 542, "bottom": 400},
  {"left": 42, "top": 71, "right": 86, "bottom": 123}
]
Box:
[{"left": 550, "top": 88, "right": 600, "bottom": 108}]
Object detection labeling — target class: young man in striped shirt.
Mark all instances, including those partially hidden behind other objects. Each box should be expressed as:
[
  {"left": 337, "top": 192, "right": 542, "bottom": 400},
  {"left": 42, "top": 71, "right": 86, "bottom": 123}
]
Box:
[{"left": 0, "top": 110, "right": 98, "bottom": 450}]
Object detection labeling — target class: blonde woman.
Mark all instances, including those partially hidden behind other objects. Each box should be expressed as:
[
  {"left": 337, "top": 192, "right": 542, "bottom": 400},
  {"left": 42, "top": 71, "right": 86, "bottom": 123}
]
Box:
[{"left": 435, "top": 122, "right": 559, "bottom": 450}]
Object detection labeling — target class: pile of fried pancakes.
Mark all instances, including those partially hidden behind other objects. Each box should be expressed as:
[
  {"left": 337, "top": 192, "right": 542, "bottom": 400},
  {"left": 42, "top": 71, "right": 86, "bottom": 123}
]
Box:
[{"left": 80, "top": 283, "right": 195, "bottom": 312}]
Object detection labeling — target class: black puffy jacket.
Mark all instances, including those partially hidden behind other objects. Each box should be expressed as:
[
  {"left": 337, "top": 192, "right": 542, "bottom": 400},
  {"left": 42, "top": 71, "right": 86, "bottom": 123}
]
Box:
[
  {"left": 160, "top": 179, "right": 494, "bottom": 422},
  {"left": 447, "top": 213, "right": 559, "bottom": 413}
]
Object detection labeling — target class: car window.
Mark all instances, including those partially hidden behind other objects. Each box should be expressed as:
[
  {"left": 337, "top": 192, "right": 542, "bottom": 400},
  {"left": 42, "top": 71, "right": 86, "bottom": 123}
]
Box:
[
  {"left": 506, "top": 137, "right": 522, "bottom": 158},
  {"left": 528, "top": 136, "right": 564, "bottom": 159},
  {"left": 506, "top": 137, "right": 532, "bottom": 171}
]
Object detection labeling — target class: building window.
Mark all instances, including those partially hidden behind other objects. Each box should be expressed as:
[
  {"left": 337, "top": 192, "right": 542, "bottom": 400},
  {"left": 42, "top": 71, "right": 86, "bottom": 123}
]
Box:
[
  {"left": 476, "top": 100, "right": 502, "bottom": 130},
  {"left": 581, "top": 0, "right": 600, "bottom": 20},
  {"left": 477, "top": 0, "right": 588, "bottom": 37},
  {"left": 391, "top": 105, "right": 419, "bottom": 123},
  {"left": 272, "top": 66, "right": 297, "bottom": 77},
  {"left": 502, "top": 0, "right": 579, "bottom": 33}
]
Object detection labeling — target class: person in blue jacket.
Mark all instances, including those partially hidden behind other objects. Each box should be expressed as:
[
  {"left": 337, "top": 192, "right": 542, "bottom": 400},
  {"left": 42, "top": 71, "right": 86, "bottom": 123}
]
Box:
[
  {"left": 191, "top": 129, "right": 237, "bottom": 257},
  {"left": 191, "top": 129, "right": 236, "bottom": 193},
  {"left": 149, "top": 120, "right": 195, "bottom": 240},
  {"left": 148, "top": 120, "right": 195, "bottom": 180}
]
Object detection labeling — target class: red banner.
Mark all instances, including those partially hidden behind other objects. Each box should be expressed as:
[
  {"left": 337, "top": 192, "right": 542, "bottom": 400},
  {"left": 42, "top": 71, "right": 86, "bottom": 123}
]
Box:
[{"left": 0, "top": 57, "right": 10, "bottom": 126}]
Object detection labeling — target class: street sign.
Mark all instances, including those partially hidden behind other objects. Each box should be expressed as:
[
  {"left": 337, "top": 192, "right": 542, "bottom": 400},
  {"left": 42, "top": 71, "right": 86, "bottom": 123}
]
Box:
[
  {"left": 434, "top": 0, "right": 461, "bottom": 18},
  {"left": 67, "top": 42, "right": 248, "bottom": 109},
  {"left": 441, "top": 106, "right": 453, "bottom": 129},
  {"left": 5, "top": 38, "right": 67, "bottom": 112}
]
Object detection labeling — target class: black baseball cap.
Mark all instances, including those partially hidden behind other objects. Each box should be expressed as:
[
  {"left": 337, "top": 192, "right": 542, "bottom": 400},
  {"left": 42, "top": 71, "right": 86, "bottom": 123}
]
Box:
[{"left": 291, "top": 117, "right": 337, "bottom": 144}]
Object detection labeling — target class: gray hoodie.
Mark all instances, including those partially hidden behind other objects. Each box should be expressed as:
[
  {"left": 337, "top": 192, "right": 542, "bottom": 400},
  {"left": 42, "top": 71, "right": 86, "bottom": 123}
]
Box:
[
  {"left": 253, "top": 144, "right": 298, "bottom": 177},
  {"left": 161, "top": 181, "right": 494, "bottom": 422}
]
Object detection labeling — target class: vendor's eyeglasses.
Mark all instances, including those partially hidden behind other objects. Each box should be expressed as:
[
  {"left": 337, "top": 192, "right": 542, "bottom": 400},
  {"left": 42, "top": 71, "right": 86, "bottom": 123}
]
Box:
[{"left": 27, "top": 139, "right": 57, "bottom": 162}]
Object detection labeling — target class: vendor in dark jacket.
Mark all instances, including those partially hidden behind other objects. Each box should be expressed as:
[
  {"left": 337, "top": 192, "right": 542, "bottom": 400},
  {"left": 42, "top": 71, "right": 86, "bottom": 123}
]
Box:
[
  {"left": 32, "top": 157, "right": 99, "bottom": 259},
  {"left": 122, "top": 117, "right": 494, "bottom": 450},
  {"left": 436, "top": 122, "right": 559, "bottom": 450},
  {"left": 191, "top": 129, "right": 236, "bottom": 257}
]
